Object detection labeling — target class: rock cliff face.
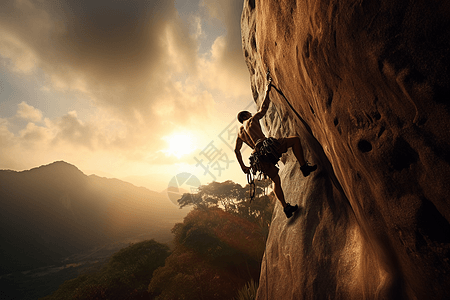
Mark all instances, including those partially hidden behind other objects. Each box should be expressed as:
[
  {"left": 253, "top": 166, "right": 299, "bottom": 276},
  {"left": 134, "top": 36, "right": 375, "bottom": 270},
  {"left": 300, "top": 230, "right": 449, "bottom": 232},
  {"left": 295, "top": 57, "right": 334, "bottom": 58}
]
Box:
[{"left": 241, "top": 0, "right": 450, "bottom": 299}]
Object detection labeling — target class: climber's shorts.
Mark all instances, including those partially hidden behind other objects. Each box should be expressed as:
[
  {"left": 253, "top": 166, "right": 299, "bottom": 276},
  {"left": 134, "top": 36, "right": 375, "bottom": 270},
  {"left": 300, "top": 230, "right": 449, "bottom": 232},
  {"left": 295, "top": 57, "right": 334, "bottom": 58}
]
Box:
[
  {"left": 274, "top": 137, "right": 288, "bottom": 154},
  {"left": 259, "top": 160, "right": 279, "bottom": 180},
  {"left": 252, "top": 137, "right": 289, "bottom": 180}
]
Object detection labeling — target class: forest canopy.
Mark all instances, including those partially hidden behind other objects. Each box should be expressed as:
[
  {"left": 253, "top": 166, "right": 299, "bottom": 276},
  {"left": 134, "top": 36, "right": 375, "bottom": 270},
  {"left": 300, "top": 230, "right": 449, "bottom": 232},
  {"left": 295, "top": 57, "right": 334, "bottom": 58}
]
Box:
[
  {"left": 43, "top": 180, "right": 275, "bottom": 300},
  {"left": 148, "top": 179, "right": 275, "bottom": 299}
]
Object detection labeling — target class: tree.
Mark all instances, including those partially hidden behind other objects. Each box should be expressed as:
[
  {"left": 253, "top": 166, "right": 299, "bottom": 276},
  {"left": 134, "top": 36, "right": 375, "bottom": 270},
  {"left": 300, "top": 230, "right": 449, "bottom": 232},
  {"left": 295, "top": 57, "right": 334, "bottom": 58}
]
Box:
[
  {"left": 148, "top": 207, "right": 267, "bottom": 300},
  {"left": 178, "top": 179, "right": 274, "bottom": 225},
  {"left": 178, "top": 180, "right": 245, "bottom": 211}
]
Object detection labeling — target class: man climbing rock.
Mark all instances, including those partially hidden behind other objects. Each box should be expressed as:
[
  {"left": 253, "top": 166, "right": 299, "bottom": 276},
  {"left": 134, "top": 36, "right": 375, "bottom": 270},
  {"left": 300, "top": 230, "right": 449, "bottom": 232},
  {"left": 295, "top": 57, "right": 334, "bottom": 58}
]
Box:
[{"left": 234, "top": 75, "right": 317, "bottom": 218}]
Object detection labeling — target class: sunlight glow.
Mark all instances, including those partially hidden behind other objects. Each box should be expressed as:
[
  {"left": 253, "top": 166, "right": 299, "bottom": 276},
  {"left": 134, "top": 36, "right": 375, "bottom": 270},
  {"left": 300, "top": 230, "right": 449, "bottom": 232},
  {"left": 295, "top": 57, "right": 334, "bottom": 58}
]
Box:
[{"left": 162, "top": 132, "right": 197, "bottom": 158}]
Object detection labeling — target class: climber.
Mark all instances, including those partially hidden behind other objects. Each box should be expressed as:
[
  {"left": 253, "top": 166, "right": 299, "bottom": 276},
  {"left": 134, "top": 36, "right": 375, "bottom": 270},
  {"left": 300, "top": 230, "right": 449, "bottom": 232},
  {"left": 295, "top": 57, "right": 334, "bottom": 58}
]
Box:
[{"left": 234, "top": 74, "right": 317, "bottom": 218}]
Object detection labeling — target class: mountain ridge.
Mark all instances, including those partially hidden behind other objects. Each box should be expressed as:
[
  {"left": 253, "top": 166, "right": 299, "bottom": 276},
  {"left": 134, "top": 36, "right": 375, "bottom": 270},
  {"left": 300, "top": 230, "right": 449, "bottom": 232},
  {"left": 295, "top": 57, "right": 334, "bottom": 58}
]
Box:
[{"left": 0, "top": 161, "right": 189, "bottom": 275}]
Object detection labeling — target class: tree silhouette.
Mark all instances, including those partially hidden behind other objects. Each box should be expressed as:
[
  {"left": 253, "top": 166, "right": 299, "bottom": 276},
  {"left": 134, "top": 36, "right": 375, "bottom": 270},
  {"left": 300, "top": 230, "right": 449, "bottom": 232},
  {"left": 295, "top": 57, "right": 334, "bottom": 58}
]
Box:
[
  {"left": 178, "top": 179, "right": 274, "bottom": 223},
  {"left": 148, "top": 207, "right": 268, "bottom": 300}
]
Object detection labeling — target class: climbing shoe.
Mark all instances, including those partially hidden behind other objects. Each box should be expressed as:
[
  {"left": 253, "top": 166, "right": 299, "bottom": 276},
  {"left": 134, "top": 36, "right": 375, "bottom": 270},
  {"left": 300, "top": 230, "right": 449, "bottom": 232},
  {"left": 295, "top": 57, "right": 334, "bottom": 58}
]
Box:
[
  {"left": 300, "top": 162, "right": 317, "bottom": 177},
  {"left": 284, "top": 203, "right": 298, "bottom": 218}
]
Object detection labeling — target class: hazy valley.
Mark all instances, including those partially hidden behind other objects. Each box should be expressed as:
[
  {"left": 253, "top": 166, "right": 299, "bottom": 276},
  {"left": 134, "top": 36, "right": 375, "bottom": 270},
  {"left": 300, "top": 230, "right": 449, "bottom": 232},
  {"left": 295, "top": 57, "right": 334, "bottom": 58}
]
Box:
[{"left": 0, "top": 161, "right": 190, "bottom": 299}]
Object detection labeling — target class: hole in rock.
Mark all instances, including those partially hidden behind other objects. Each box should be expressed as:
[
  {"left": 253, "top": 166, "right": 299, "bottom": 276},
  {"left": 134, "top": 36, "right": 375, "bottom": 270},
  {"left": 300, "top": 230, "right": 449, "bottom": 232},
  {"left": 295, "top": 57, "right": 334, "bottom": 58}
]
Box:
[
  {"left": 303, "top": 34, "right": 312, "bottom": 58},
  {"left": 333, "top": 31, "right": 337, "bottom": 48},
  {"left": 416, "top": 117, "right": 427, "bottom": 126},
  {"left": 357, "top": 140, "right": 372, "bottom": 153},
  {"left": 333, "top": 117, "right": 339, "bottom": 126},
  {"left": 373, "top": 111, "right": 381, "bottom": 120},
  {"left": 309, "top": 105, "right": 315, "bottom": 116},
  {"left": 326, "top": 88, "right": 333, "bottom": 108},
  {"left": 251, "top": 36, "right": 257, "bottom": 52},
  {"left": 433, "top": 85, "right": 450, "bottom": 113},
  {"left": 377, "top": 59, "right": 384, "bottom": 73},
  {"left": 248, "top": 0, "right": 255, "bottom": 10},
  {"left": 377, "top": 126, "right": 385, "bottom": 138},
  {"left": 406, "top": 69, "right": 426, "bottom": 84},
  {"left": 390, "top": 138, "right": 418, "bottom": 171},
  {"left": 417, "top": 198, "right": 450, "bottom": 244}
]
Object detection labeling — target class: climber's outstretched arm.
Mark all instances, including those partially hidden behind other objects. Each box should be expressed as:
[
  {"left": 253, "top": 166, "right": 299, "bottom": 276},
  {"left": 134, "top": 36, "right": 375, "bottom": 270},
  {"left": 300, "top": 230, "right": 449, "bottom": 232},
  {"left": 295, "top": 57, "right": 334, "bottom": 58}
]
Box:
[
  {"left": 253, "top": 82, "right": 272, "bottom": 121},
  {"left": 234, "top": 137, "right": 250, "bottom": 174}
]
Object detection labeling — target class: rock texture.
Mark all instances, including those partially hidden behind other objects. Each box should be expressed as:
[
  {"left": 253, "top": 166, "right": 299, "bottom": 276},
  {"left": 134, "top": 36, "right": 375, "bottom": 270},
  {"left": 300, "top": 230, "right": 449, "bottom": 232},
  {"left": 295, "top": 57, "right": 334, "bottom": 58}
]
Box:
[{"left": 241, "top": 0, "right": 450, "bottom": 299}]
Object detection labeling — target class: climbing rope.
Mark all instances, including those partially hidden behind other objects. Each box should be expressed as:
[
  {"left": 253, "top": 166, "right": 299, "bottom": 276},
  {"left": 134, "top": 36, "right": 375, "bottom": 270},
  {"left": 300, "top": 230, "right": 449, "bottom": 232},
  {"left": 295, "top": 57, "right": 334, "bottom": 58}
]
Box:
[
  {"left": 261, "top": 68, "right": 285, "bottom": 300},
  {"left": 247, "top": 171, "right": 256, "bottom": 202}
]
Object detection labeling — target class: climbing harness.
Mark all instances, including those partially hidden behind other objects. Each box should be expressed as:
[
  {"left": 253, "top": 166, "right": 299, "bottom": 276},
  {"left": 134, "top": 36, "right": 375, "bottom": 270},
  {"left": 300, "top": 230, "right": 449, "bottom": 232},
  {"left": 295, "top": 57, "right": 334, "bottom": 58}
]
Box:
[
  {"left": 247, "top": 138, "right": 281, "bottom": 202},
  {"left": 249, "top": 137, "right": 282, "bottom": 177},
  {"left": 259, "top": 137, "right": 282, "bottom": 165}
]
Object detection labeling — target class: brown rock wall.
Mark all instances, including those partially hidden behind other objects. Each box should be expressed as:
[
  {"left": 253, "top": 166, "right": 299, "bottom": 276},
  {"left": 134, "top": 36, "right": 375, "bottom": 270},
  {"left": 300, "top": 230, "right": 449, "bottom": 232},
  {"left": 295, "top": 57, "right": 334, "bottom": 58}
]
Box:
[{"left": 241, "top": 0, "right": 450, "bottom": 299}]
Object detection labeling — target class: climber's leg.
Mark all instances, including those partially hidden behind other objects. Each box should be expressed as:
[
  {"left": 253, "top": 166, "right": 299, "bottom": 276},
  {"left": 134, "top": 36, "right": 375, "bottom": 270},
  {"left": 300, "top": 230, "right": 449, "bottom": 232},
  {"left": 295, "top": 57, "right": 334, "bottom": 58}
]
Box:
[
  {"left": 284, "top": 136, "right": 317, "bottom": 176},
  {"left": 264, "top": 156, "right": 298, "bottom": 218},
  {"left": 263, "top": 163, "right": 286, "bottom": 207},
  {"left": 271, "top": 173, "right": 287, "bottom": 208},
  {"left": 284, "top": 136, "right": 306, "bottom": 166}
]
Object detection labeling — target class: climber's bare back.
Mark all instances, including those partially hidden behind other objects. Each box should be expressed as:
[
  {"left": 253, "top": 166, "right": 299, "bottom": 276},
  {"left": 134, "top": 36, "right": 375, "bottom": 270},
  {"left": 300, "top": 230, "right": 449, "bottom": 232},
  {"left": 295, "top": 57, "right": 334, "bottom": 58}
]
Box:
[{"left": 238, "top": 117, "right": 266, "bottom": 149}]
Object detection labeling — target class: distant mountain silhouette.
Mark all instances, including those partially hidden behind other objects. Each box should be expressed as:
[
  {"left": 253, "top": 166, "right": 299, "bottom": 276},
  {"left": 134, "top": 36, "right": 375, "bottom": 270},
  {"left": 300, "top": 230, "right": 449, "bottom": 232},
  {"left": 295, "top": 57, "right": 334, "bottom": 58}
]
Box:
[{"left": 0, "top": 161, "right": 189, "bottom": 275}]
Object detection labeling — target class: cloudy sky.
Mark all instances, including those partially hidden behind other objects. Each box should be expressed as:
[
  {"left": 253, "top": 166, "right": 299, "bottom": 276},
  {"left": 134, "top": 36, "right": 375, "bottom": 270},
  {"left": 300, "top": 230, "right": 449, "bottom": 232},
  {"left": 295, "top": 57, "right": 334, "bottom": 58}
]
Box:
[{"left": 0, "top": 0, "right": 256, "bottom": 191}]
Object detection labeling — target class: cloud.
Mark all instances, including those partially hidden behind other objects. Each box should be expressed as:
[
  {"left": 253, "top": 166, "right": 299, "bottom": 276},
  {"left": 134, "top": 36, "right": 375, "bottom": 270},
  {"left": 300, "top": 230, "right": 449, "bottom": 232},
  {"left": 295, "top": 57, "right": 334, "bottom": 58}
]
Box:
[
  {"left": 1, "top": 0, "right": 251, "bottom": 109},
  {"left": 198, "top": 0, "right": 251, "bottom": 98},
  {"left": 0, "top": 0, "right": 225, "bottom": 160},
  {"left": 0, "top": 0, "right": 201, "bottom": 123},
  {"left": 0, "top": 118, "right": 15, "bottom": 148},
  {"left": 191, "top": 15, "right": 204, "bottom": 40},
  {"left": 19, "top": 122, "right": 48, "bottom": 142},
  {"left": 0, "top": 0, "right": 250, "bottom": 121},
  {"left": 16, "top": 101, "right": 43, "bottom": 122},
  {"left": 52, "top": 111, "right": 96, "bottom": 149},
  {"left": 0, "top": 32, "right": 39, "bottom": 74},
  {"left": 0, "top": 0, "right": 251, "bottom": 181},
  {"left": 199, "top": 35, "right": 251, "bottom": 98}
]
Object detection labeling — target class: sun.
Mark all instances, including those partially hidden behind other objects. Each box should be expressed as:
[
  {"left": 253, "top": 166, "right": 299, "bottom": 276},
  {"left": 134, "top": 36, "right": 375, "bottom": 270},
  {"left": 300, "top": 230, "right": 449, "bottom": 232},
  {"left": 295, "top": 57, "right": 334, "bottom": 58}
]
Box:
[{"left": 162, "top": 132, "right": 197, "bottom": 159}]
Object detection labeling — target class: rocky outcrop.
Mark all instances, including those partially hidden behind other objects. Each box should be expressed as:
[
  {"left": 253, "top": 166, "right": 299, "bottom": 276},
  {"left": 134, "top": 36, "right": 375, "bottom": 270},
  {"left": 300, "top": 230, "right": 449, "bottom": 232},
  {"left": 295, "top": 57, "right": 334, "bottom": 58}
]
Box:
[{"left": 241, "top": 0, "right": 450, "bottom": 299}]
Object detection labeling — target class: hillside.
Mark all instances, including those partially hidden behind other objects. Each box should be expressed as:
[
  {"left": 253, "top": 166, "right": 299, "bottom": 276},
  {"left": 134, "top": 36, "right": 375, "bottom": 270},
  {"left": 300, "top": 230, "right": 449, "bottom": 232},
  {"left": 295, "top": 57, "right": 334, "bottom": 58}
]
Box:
[
  {"left": 0, "top": 161, "right": 189, "bottom": 275},
  {"left": 241, "top": 0, "right": 450, "bottom": 299}
]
